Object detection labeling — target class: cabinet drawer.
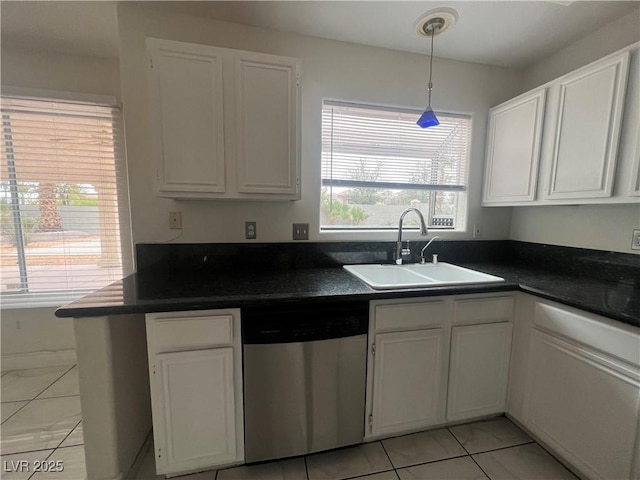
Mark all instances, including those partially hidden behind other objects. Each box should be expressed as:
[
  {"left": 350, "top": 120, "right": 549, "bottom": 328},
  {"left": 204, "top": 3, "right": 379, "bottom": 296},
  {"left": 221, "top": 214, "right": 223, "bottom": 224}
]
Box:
[
  {"left": 375, "top": 301, "right": 446, "bottom": 332},
  {"left": 453, "top": 296, "right": 514, "bottom": 325},
  {"left": 148, "top": 314, "right": 233, "bottom": 352}
]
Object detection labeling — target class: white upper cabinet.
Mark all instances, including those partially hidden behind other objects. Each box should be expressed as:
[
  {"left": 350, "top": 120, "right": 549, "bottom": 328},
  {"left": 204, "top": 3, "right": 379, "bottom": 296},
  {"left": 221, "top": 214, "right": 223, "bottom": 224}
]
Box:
[
  {"left": 483, "top": 89, "right": 546, "bottom": 204},
  {"left": 148, "top": 40, "right": 226, "bottom": 197},
  {"left": 147, "top": 38, "right": 301, "bottom": 200},
  {"left": 545, "top": 51, "right": 629, "bottom": 200},
  {"left": 483, "top": 44, "right": 639, "bottom": 206},
  {"left": 234, "top": 52, "right": 300, "bottom": 196}
]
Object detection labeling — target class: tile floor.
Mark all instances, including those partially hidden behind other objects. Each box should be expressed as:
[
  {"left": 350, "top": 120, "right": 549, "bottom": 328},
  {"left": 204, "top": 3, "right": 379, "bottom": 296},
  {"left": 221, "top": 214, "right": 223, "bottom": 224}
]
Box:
[
  {"left": 133, "top": 417, "right": 578, "bottom": 480},
  {"left": 1, "top": 365, "right": 86, "bottom": 480}
]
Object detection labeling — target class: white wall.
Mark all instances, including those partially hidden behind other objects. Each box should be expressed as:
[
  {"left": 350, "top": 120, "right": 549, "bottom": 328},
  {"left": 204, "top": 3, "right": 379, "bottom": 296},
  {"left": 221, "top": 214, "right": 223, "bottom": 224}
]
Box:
[
  {"left": 0, "top": 46, "right": 122, "bottom": 368},
  {"left": 118, "top": 3, "right": 523, "bottom": 247},
  {"left": 511, "top": 8, "right": 640, "bottom": 254}
]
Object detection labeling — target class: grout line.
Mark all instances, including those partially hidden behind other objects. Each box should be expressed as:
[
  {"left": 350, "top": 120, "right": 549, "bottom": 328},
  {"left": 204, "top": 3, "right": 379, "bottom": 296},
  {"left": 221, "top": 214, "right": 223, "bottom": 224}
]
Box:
[
  {"left": 55, "top": 419, "right": 83, "bottom": 449},
  {"left": 1, "top": 400, "right": 30, "bottom": 426},
  {"left": 469, "top": 440, "right": 536, "bottom": 456},
  {"left": 26, "top": 448, "right": 57, "bottom": 480},
  {"left": 34, "top": 365, "right": 75, "bottom": 401},
  {"left": 31, "top": 393, "right": 81, "bottom": 402},
  {"left": 342, "top": 468, "right": 396, "bottom": 480},
  {"left": 394, "top": 453, "right": 471, "bottom": 471},
  {"left": 303, "top": 455, "right": 310, "bottom": 480},
  {"left": 446, "top": 426, "right": 471, "bottom": 455},
  {"left": 468, "top": 454, "right": 492, "bottom": 480},
  {"left": 378, "top": 439, "right": 395, "bottom": 469}
]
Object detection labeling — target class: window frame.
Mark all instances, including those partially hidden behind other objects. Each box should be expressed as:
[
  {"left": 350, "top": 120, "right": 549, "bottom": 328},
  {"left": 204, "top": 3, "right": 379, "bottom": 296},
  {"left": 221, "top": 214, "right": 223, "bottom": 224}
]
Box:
[
  {"left": 319, "top": 99, "right": 472, "bottom": 236},
  {"left": 0, "top": 87, "right": 133, "bottom": 310}
]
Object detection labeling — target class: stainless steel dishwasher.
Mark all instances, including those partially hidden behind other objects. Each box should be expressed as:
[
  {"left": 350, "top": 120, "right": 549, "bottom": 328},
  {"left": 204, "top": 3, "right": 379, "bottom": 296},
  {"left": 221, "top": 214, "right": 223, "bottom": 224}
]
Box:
[{"left": 242, "top": 301, "right": 369, "bottom": 463}]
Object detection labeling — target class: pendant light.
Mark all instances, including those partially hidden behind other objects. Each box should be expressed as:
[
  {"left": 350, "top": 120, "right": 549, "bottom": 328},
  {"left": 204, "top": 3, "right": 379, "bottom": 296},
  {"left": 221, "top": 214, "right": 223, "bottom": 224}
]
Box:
[{"left": 415, "top": 8, "right": 458, "bottom": 128}]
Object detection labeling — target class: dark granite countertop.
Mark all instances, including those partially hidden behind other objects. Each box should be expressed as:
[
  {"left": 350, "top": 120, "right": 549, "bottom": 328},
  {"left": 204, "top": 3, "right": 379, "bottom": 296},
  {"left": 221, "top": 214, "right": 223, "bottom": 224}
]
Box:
[{"left": 55, "top": 241, "right": 640, "bottom": 328}]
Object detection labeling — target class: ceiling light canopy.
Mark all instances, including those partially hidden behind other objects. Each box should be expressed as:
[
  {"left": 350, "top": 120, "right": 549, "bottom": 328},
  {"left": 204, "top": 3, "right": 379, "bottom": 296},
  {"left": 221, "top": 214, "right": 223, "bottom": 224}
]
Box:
[{"left": 415, "top": 8, "right": 457, "bottom": 129}]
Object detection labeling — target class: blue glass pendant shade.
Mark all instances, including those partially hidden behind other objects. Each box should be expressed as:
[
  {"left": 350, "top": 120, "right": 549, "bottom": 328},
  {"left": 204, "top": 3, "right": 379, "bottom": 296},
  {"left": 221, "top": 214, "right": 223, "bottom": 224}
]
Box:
[{"left": 417, "top": 107, "right": 439, "bottom": 128}]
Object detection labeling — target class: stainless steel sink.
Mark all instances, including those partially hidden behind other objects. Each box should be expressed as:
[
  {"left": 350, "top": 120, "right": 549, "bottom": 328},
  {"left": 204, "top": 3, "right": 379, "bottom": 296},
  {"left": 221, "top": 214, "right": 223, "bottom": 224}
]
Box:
[{"left": 343, "top": 263, "right": 504, "bottom": 289}]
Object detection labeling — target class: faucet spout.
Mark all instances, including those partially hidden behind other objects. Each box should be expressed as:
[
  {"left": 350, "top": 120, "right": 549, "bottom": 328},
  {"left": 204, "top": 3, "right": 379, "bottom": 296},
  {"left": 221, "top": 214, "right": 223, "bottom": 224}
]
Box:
[{"left": 396, "top": 208, "right": 429, "bottom": 264}]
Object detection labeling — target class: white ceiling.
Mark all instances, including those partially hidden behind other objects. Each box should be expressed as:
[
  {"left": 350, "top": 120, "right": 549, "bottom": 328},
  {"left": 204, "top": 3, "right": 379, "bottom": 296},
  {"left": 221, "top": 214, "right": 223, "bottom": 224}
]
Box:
[{"left": 1, "top": 1, "right": 638, "bottom": 68}]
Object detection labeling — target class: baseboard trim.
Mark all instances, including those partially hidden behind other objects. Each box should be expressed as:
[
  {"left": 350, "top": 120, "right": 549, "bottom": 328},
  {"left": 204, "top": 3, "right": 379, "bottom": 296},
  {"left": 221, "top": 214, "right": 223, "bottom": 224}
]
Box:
[{"left": 1, "top": 349, "right": 77, "bottom": 370}]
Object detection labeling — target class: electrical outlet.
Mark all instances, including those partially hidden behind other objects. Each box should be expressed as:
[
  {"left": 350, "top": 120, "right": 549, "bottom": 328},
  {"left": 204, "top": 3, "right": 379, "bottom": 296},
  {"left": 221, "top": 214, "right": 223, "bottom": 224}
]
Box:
[
  {"left": 169, "top": 211, "right": 182, "bottom": 230},
  {"left": 245, "top": 221, "right": 257, "bottom": 240},
  {"left": 473, "top": 223, "right": 482, "bottom": 239},
  {"left": 293, "top": 223, "right": 309, "bottom": 240},
  {"left": 632, "top": 229, "right": 640, "bottom": 250}
]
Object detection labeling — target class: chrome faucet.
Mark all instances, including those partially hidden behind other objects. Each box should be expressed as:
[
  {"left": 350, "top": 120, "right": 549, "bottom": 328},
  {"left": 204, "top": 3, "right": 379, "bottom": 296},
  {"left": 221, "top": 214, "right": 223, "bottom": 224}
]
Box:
[{"left": 395, "top": 208, "right": 428, "bottom": 264}]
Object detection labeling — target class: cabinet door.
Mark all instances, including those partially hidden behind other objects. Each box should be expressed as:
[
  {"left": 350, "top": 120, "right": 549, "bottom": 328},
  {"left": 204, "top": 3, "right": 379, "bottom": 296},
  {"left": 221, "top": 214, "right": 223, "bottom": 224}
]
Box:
[
  {"left": 523, "top": 329, "right": 640, "bottom": 480},
  {"left": 147, "top": 39, "right": 226, "bottom": 197},
  {"left": 546, "top": 51, "right": 630, "bottom": 200},
  {"left": 234, "top": 52, "right": 300, "bottom": 197},
  {"left": 152, "top": 348, "right": 236, "bottom": 475},
  {"left": 483, "top": 89, "right": 546, "bottom": 204},
  {"left": 447, "top": 323, "right": 512, "bottom": 421},
  {"left": 370, "top": 329, "right": 445, "bottom": 437}
]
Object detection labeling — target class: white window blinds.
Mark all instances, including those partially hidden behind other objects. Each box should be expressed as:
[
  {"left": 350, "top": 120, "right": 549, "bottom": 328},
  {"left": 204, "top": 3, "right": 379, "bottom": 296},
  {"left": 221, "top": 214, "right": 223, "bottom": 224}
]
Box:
[
  {"left": 321, "top": 101, "right": 471, "bottom": 190},
  {"left": 1, "top": 95, "right": 128, "bottom": 307}
]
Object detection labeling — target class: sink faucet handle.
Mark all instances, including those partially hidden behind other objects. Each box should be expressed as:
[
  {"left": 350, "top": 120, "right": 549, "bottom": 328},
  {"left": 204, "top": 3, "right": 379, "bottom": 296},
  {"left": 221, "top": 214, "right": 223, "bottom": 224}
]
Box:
[{"left": 401, "top": 240, "right": 411, "bottom": 256}]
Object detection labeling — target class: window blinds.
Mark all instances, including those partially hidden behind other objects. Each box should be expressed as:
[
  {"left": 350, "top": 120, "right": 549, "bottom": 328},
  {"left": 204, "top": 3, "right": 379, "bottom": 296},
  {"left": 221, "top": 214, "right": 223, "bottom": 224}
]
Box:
[
  {"left": 321, "top": 101, "right": 471, "bottom": 190},
  {"left": 0, "top": 95, "right": 127, "bottom": 305}
]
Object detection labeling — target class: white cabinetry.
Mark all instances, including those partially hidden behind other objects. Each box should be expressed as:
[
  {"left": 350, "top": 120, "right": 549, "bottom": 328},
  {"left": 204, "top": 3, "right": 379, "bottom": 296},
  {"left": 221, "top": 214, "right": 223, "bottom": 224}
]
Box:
[
  {"left": 447, "top": 296, "right": 514, "bottom": 421},
  {"left": 370, "top": 328, "right": 446, "bottom": 437},
  {"left": 147, "top": 38, "right": 300, "bottom": 200},
  {"left": 448, "top": 323, "right": 512, "bottom": 421},
  {"left": 365, "top": 293, "right": 515, "bottom": 439},
  {"left": 483, "top": 89, "right": 546, "bottom": 204},
  {"left": 146, "top": 310, "right": 244, "bottom": 476},
  {"left": 366, "top": 299, "right": 448, "bottom": 438},
  {"left": 509, "top": 297, "right": 640, "bottom": 480},
  {"left": 483, "top": 44, "right": 639, "bottom": 206},
  {"left": 545, "top": 52, "right": 629, "bottom": 200}
]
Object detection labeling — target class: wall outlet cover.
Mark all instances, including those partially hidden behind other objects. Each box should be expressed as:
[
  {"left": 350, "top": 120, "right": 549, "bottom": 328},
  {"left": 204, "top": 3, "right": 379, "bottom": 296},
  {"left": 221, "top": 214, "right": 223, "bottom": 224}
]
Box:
[
  {"left": 632, "top": 229, "right": 640, "bottom": 250},
  {"left": 169, "top": 211, "right": 182, "bottom": 230},
  {"left": 245, "top": 221, "right": 257, "bottom": 240},
  {"left": 293, "top": 223, "right": 309, "bottom": 240}
]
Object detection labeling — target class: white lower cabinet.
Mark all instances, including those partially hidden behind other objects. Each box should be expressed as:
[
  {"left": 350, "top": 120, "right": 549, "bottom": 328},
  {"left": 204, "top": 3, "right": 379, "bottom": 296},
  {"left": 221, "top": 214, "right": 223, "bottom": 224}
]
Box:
[
  {"left": 146, "top": 310, "right": 244, "bottom": 476},
  {"left": 370, "top": 328, "right": 445, "bottom": 437},
  {"left": 447, "top": 322, "right": 512, "bottom": 421},
  {"left": 509, "top": 297, "right": 640, "bottom": 480},
  {"left": 365, "top": 294, "right": 515, "bottom": 440}
]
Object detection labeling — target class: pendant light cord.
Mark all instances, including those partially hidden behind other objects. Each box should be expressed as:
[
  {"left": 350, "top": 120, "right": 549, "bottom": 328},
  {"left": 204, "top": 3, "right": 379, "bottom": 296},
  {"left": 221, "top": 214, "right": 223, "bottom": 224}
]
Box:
[{"left": 427, "top": 26, "right": 435, "bottom": 108}]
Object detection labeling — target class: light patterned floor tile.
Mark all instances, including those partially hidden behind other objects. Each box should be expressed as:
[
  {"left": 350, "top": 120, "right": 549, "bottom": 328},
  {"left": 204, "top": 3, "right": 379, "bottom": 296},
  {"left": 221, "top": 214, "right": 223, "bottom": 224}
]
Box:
[
  {"left": 382, "top": 428, "right": 467, "bottom": 468},
  {"left": 1, "top": 366, "right": 72, "bottom": 403},
  {"left": 472, "top": 443, "right": 577, "bottom": 480},
  {"left": 1, "top": 401, "right": 28, "bottom": 424},
  {"left": 38, "top": 367, "right": 79, "bottom": 399},
  {"left": 306, "top": 443, "right": 393, "bottom": 480},
  {"left": 217, "top": 457, "right": 306, "bottom": 480},
  {"left": 30, "top": 445, "right": 86, "bottom": 480},
  {"left": 397, "top": 456, "right": 488, "bottom": 480},
  {"left": 0, "top": 449, "right": 54, "bottom": 480},
  {"left": 59, "top": 421, "right": 83, "bottom": 448},
  {"left": 1, "top": 396, "right": 82, "bottom": 455},
  {"left": 449, "top": 417, "right": 532, "bottom": 454}
]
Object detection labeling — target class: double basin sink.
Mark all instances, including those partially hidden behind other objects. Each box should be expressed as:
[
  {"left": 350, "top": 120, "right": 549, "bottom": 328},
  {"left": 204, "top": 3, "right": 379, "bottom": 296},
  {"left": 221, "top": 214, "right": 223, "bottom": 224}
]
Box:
[{"left": 343, "top": 262, "right": 504, "bottom": 290}]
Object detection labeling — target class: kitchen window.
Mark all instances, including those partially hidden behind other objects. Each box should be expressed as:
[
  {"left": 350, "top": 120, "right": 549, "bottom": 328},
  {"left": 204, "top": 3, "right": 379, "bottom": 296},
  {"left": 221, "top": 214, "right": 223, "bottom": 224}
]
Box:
[
  {"left": 321, "top": 101, "right": 471, "bottom": 231},
  {"left": 0, "top": 92, "right": 131, "bottom": 308}
]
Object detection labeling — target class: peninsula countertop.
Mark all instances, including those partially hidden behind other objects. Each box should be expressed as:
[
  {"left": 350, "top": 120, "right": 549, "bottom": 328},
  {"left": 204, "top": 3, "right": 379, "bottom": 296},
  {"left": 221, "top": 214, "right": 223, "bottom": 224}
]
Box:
[{"left": 55, "top": 260, "right": 640, "bottom": 328}]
